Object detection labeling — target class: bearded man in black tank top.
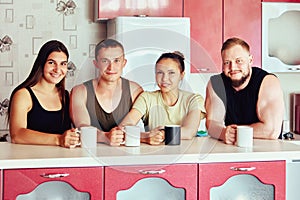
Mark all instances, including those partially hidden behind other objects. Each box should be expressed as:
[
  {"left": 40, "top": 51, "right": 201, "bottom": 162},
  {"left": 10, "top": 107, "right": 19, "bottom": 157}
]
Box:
[{"left": 205, "top": 37, "right": 284, "bottom": 145}]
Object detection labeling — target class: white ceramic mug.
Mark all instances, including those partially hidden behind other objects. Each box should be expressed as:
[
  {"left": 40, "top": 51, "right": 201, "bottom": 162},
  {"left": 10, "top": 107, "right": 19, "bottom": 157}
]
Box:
[
  {"left": 80, "top": 126, "right": 97, "bottom": 148},
  {"left": 124, "top": 126, "right": 140, "bottom": 147},
  {"left": 236, "top": 126, "right": 253, "bottom": 148}
]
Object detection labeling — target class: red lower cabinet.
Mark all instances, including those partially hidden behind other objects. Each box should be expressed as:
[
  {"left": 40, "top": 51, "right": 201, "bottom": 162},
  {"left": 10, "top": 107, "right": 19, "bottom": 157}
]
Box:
[
  {"left": 104, "top": 164, "right": 198, "bottom": 200},
  {"left": 3, "top": 167, "right": 103, "bottom": 200},
  {"left": 199, "top": 161, "right": 285, "bottom": 199}
]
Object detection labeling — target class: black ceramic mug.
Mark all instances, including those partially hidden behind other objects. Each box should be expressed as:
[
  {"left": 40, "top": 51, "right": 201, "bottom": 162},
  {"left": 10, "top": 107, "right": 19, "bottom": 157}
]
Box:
[{"left": 164, "top": 125, "right": 181, "bottom": 145}]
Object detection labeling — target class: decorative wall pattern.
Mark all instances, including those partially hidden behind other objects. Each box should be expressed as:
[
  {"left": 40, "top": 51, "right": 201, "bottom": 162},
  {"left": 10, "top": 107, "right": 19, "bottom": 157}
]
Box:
[
  {"left": 0, "top": 98, "right": 9, "bottom": 116},
  {"left": 0, "top": 0, "right": 106, "bottom": 130},
  {"left": 56, "top": 0, "right": 76, "bottom": 16}
]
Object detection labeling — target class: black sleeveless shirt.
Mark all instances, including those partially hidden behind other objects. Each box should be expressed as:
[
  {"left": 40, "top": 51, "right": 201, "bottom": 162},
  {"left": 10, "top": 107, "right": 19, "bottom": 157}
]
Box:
[
  {"left": 83, "top": 78, "right": 133, "bottom": 132},
  {"left": 27, "top": 87, "right": 71, "bottom": 134},
  {"left": 210, "top": 67, "right": 270, "bottom": 126}
]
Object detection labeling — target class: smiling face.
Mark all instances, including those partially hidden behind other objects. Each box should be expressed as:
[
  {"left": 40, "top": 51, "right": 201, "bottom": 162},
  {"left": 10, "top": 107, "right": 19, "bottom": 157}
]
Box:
[
  {"left": 43, "top": 51, "right": 68, "bottom": 85},
  {"left": 155, "top": 58, "right": 184, "bottom": 93},
  {"left": 222, "top": 44, "right": 253, "bottom": 89},
  {"left": 94, "top": 46, "right": 126, "bottom": 82}
]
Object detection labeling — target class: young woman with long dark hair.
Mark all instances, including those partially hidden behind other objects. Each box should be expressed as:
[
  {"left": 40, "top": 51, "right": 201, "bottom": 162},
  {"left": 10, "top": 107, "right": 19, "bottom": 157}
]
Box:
[{"left": 8, "top": 40, "right": 79, "bottom": 148}]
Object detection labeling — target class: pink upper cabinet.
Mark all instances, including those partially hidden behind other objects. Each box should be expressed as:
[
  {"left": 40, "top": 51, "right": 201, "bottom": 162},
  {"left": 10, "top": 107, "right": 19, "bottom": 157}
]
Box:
[
  {"left": 223, "top": 0, "right": 262, "bottom": 68},
  {"left": 95, "top": 0, "right": 183, "bottom": 20},
  {"left": 184, "top": 0, "right": 223, "bottom": 73}
]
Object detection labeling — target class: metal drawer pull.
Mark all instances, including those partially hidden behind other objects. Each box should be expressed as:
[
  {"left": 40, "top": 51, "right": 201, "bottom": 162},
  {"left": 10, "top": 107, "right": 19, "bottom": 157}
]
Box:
[
  {"left": 288, "top": 67, "right": 300, "bottom": 71},
  {"left": 138, "top": 169, "right": 166, "bottom": 175},
  {"left": 40, "top": 173, "right": 70, "bottom": 178},
  {"left": 230, "top": 167, "right": 256, "bottom": 171}
]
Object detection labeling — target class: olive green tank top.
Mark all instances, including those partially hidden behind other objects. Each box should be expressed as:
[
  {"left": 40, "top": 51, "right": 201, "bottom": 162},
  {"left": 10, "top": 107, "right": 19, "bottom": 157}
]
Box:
[{"left": 83, "top": 78, "right": 133, "bottom": 132}]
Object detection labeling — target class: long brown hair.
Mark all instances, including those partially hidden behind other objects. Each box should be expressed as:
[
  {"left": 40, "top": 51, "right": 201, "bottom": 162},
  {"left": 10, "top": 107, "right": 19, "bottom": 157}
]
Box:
[{"left": 7, "top": 40, "right": 69, "bottom": 123}]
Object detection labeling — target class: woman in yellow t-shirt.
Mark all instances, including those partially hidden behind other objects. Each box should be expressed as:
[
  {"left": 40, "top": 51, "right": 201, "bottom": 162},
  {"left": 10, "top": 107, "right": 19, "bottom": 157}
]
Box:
[{"left": 121, "top": 51, "right": 206, "bottom": 145}]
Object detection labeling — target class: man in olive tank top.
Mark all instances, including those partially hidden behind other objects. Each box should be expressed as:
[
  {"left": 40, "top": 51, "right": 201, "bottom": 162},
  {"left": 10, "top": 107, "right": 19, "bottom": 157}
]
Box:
[
  {"left": 205, "top": 37, "right": 284, "bottom": 145},
  {"left": 70, "top": 39, "right": 143, "bottom": 146}
]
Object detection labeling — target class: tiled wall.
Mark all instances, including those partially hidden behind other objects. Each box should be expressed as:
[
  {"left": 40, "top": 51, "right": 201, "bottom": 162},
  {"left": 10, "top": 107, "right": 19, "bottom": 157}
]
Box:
[{"left": 0, "top": 0, "right": 106, "bottom": 129}]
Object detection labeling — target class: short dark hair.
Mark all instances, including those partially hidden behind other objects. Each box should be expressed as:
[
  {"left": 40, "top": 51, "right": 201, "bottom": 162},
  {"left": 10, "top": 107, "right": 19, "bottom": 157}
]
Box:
[
  {"left": 221, "top": 37, "right": 250, "bottom": 53},
  {"left": 95, "top": 39, "right": 124, "bottom": 60},
  {"left": 156, "top": 51, "right": 185, "bottom": 72}
]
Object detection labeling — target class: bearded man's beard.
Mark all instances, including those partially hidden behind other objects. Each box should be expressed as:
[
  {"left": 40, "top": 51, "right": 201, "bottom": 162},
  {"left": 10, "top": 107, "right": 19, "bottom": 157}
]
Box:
[{"left": 231, "top": 71, "right": 250, "bottom": 87}]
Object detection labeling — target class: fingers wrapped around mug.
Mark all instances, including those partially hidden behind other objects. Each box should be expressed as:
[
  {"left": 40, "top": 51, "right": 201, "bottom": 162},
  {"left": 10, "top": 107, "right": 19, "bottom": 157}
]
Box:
[
  {"left": 62, "top": 128, "right": 81, "bottom": 148},
  {"left": 107, "top": 127, "right": 124, "bottom": 146},
  {"left": 224, "top": 125, "right": 237, "bottom": 145},
  {"left": 148, "top": 127, "right": 165, "bottom": 145}
]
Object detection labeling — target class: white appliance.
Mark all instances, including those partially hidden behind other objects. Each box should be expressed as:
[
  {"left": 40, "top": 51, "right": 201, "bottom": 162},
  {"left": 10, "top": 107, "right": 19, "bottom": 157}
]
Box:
[
  {"left": 107, "top": 16, "right": 191, "bottom": 91},
  {"left": 262, "top": 2, "right": 300, "bottom": 72}
]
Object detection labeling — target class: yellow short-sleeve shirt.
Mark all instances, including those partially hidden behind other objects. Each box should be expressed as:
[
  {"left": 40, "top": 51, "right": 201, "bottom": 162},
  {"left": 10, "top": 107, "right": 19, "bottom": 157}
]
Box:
[{"left": 133, "top": 90, "right": 206, "bottom": 130}]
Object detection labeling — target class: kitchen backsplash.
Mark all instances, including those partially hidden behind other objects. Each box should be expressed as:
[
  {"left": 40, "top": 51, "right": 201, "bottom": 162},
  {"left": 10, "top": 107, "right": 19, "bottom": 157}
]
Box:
[
  {"left": 0, "top": 0, "right": 106, "bottom": 130},
  {"left": 1, "top": 0, "right": 107, "bottom": 93},
  {"left": 1, "top": 0, "right": 300, "bottom": 131}
]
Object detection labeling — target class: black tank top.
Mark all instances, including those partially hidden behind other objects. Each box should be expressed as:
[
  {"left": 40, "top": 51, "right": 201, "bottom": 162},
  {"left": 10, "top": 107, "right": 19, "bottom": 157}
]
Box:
[
  {"left": 83, "top": 78, "right": 133, "bottom": 132},
  {"left": 211, "top": 67, "right": 270, "bottom": 125},
  {"left": 27, "top": 87, "right": 71, "bottom": 134}
]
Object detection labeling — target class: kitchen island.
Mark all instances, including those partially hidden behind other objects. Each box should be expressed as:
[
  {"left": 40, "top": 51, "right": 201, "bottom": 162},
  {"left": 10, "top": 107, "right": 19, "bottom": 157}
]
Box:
[
  {"left": 1, "top": 136, "right": 300, "bottom": 168},
  {"left": 1, "top": 136, "right": 299, "bottom": 199}
]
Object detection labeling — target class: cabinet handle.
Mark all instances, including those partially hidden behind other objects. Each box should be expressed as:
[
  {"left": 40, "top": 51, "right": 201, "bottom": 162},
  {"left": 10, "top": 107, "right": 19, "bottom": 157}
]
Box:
[
  {"left": 288, "top": 67, "right": 300, "bottom": 71},
  {"left": 230, "top": 167, "right": 256, "bottom": 172},
  {"left": 40, "top": 173, "right": 70, "bottom": 178},
  {"left": 197, "top": 68, "right": 210, "bottom": 72},
  {"left": 138, "top": 169, "right": 166, "bottom": 175}
]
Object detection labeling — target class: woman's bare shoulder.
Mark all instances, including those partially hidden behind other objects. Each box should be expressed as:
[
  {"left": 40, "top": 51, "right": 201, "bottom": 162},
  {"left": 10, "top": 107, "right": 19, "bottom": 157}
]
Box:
[
  {"left": 13, "top": 88, "right": 30, "bottom": 98},
  {"left": 11, "top": 87, "right": 32, "bottom": 110}
]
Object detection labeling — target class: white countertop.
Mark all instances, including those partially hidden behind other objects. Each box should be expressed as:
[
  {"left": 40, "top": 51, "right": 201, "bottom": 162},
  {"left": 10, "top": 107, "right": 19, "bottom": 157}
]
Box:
[{"left": 1, "top": 136, "right": 300, "bottom": 169}]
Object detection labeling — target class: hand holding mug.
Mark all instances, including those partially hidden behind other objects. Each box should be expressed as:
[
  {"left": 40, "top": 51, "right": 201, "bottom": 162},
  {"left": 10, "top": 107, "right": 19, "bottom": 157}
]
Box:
[
  {"left": 107, "top": 127, "right": 125, "bottom": 146},
  {"left": 60, "top": 128, "right": 80, "bottom": 148},
  {"left": 147, "top": 126, "right": 164, "bottom": 145},
  {"left": 223, "top": 124, "right": 237, "bottom": 145},
  {"left": 68, "top": 128, "right": 81, "bottom": 148}
]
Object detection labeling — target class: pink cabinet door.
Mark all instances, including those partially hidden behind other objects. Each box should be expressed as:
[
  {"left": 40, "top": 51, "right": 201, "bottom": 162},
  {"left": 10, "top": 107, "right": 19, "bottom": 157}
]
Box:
[
  {"left": 184, "top": 0, "right": 223, "bottom": 73},
  {"left": 224, "top": 0, "right": 262, "bottom": 68},
  {"left": 104, "top": 164, "right": 197, "bottom": 200},
  {"left": 199, "top": 161, "right": 285, "bottom": 200},
  {"left": 3, "top": 167, "right": 103, "bottom": 200},
  {"left": 96, "top": 0, "right": 183, "bottom": 20}
]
